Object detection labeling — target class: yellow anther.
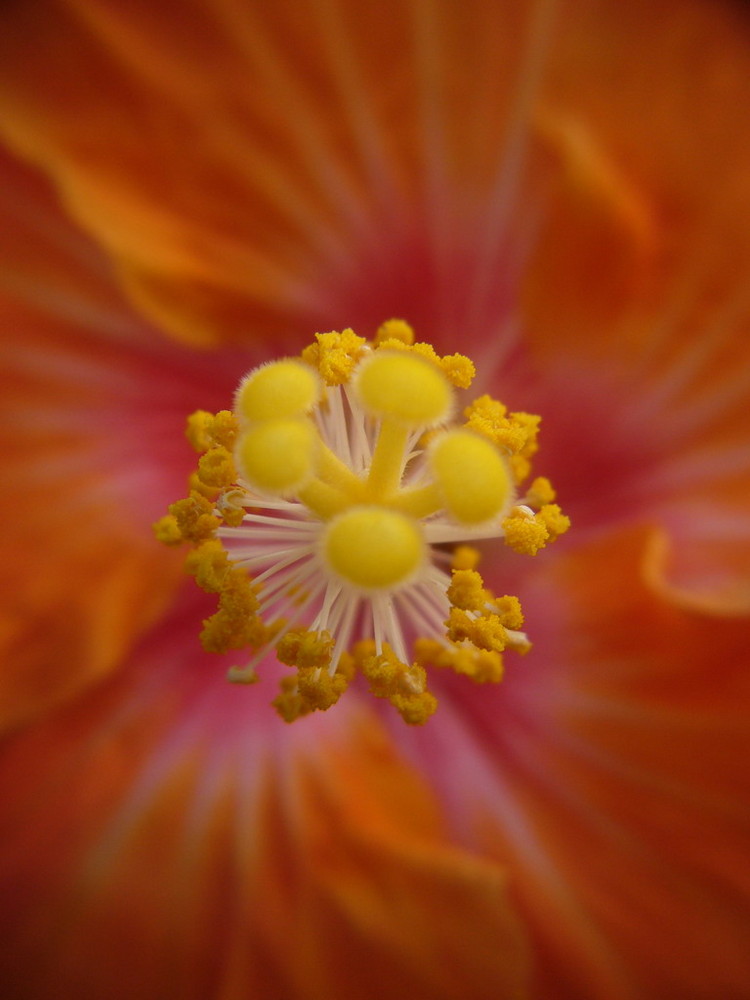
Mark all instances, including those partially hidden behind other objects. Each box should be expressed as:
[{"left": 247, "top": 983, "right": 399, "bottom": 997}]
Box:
[
  {"left": 235, "top": 359, "right": 321, "bottom": 422},
  {"left": 324, "top": 506, "right": 425, "bottom": 590},
  {"left": 358, "top": 643, "right": 404, "bottom": 696},
  {"left": 301, "top": 328, "right": 368, "bottom": 385},
  {"left": 272, "top": 677, "right": 308, "bottom": 722},
  {"left": 276, "top": 628, "right": 335, "bottom": 670},
  {"left": 209, "top": 410, "right": 240, "bottom": 450},
  {"left": 354, "top": 350, "right": 453, "bottom": 427},
  {"left": 374, "top": 318, "right": 415, "bottom": 346},
  {"left": 502, "top": 512, "right": 550, "bottom": 555},
  {"left": 184, "top": 539, "right": 231, "bottom": 593},
  {"left": 235, "top": 418, "right": 318, "bottom": 496},
  {"left": 168, "top": 492, "right": 220, "bottom": 543},
  {"left": 447, "top": 569, "right": 489, "bottom": 613},
  {"left": 429, "top": 428, "right": 513, "bottom": 525},
  {"left": 451, "top": 545, "right": 481, "bottom": 571},
  {"left": 272, "top": 659, "right": 352, "bottom": 720},
  {"left": 525, "top": 476, "right": 556, "bottom": 507},
  {"left": 197, "top": 446, "right": 236, "bottom": 489},
  {"left": 153, "top": 512, "right": 184, "bottom": 545},
  {"left": 446, "top": 607, "right": 508, "bottom": 653},
  {"left": 511, "top": 412, "right": 541, "bottom": 456},
  {"left": 199, "top": 568, "right": 262, "bottom": 653},
  {"left": 374, "top": 337, "right": 475, "bottom": 389},
  {"left": 188, "top": 470, "right": 220, "bottom": 500},
  {"left": 415, "top": 639, "right": 505, "bottom": 684},
  {"left": 390, "top": 688, "right": 438, "bottom": 725},
  {"left": 450, "top": 647, "right": 504, "bottom": 683},
  {"left": 358, "top": 644, "right": 437, "bottom": 724},
  {"left": 493, "top": 595, "right": 524, "bottom": 630},
  {"left": 153, "top": 514, "right": 183, "bottom": 546},
  {"left": 463, "top": 396, "right": 540, "bottom": 457},
  {"left": 296, "top": 666, "right": 349, "bottom": 711},
  {"left": 186, "top": 409, "right": 238, "bottom": 453},
  {"left": 186, "top": 410, "right": 215, "bottom": 453},
  {"left": 538, "top": 503, "right": 571, "bottom": 541},
  {"left": 509, "top": 454, "right": 532, "bottom": 484},
  {"left": 439, "top": 353, "right": 476, "bottom": 389}
]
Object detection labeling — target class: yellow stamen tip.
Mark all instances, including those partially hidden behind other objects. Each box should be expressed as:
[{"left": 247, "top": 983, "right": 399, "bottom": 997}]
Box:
[
  {"left": 354, "top": 350, "right": 453, "bottom": 427},
  {"left": 235, "top": 418, "right": 317, "bottom": 497},
  {"left": 502, "top": 511, "right": 550, "bottom": 555},
  {"left": 197, "top": 446, "right": 236, "bottom": 489},
  {"left": 235, "top": 359, "right": 321, "bottom": 422},
  {"left": 153, "top": 514, "right": 183, "bottom": 546},
  {"left": 276, "top": 628, "right": 335, "bottom": 670},
  {"left": 451, "top": 545, "right": 481, "bottom": 571},
  {"left": 374, "top": 318, "right": 415, "bottom": 346},
  {"left": 430, "top": 428, "right": 513, "bottom": 525},
  {"left": 301, "top": 328, "right": 368, "bottom": 385},
  {"left": 324, "top": 506, "right": 425, "bottom": 590}
]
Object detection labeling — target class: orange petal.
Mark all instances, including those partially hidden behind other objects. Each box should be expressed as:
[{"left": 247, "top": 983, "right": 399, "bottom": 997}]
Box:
[
  {"left": 0, "top": 604, "right": 530, "bottom": 999},
  {"left": 410, "top": 525, "right": 750, "bottom": 998},
  {"left": 0, "top": 145, "right": 248, "bottom": 733},
  {"left": 523, "top": 0, "right": 750, "bottom": 364}
]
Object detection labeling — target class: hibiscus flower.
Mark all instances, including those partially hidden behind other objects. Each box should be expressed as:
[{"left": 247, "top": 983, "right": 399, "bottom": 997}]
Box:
[{"left": 1, "top": 1, "right": 749, "bottom": 999}]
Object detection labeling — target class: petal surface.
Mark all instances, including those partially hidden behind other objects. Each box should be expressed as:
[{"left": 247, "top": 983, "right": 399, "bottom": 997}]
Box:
[
  {"left": 390, "top": 526, "right": 750, "bottom": 999},
  {"left": 0, "top": 589, "right": 530, "bottom": 1000},
  {"left": 0, "top": 146, "right": 260, "bottom": 732},
  {"left": 0, "top": 0, "right": 746, "bottom": 356}
]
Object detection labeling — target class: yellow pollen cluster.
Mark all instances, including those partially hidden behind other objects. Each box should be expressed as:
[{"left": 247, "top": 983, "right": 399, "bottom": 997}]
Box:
[{"left": 155, "top": 321, "right": 569, "bottom": 724}]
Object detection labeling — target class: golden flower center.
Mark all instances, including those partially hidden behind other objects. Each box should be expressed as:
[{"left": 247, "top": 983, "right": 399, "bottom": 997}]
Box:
[{"left": 154, "top": 320, "right": 571, "bottom": 725}]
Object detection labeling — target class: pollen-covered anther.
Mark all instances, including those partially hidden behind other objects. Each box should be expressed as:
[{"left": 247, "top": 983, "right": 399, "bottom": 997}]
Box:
[
  {"left": 199, "top": 567, "right": 262, "bottom": 654},
  {"left": 451, "top": 545, "right": 481, "bottom": 571},
  {"left": 446, "top": 568, "right": 491, "bottom": 613},
  {"left": 272, "top": 660, "right": 353, "bottom": 720},
  {"left": 186, "top": 409, "right": 238, "bottom": 453},
  {"left": 463, "top": 396, "right": 540, "bottom": 475},
  {"left": 446, "top": 607, "right": 509, "bottom": 653},
  {"left": 153, "top": 514, "right": 183, "bottom": 546},
  {"left": 414, "top": 638, "right": 505, "bottom": 684},
  {"left": 373, "top": 318, "right": 415, "bottom": 346},
  {"left": 373, "top": 335, "right": 477, "bottom": 389},
  {"left": 197, "top": 446, "right": 236, "bottom": 489},
  {"left": 538, "top": 503, "right": 571, "bottom": 541},
  {"left": 493, "top": 594, "right": 525, "bottom": 630},
  {"left": 235, "top": 418, "right": 318, "bottom": 496},
  {"left": 524, "top": 476, "right": 557, "bottom": 507},
  {"left": 356, "top": 642, "right": 438, "bottom": 724},
  {"left": 235, "top": 359, "right": 321, "bottom": 422},
  {"left": 185, "top": 538, "right": 231, "bottom": 592},
  {"left": 301, "top": 328, "right": 368, "bottom": 385},
  {"left": 502, "top": 503, "right": 570, "bottom": 555},
  {"left": 168, "top": 492, "right": 220, "bottom": 543},
  {"left": 275, "top": 628, "right": 335, "bottom": 670}
]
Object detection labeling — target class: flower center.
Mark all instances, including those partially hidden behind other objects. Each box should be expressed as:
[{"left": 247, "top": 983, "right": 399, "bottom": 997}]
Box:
[{"left": 154, "top": 320, "right": 570, "bottom": 724}]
